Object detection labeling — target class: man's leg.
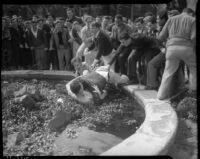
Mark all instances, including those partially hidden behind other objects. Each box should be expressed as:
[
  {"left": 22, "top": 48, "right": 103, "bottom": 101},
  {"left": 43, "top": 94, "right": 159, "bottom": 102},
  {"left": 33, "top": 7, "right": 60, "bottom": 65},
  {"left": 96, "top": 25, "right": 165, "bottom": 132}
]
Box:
[
  {"left": 117, "top": 47, "right": 132, "bottom": 75},
  {"left": 127, "top": 50, "right": 141, "bottom": 82},
  {"left": 157, "top": 47, "right": 180, "bottom": 100},
  {"left": 64, "top": 47, "right": 72, "bottom": 70},
  {"left": 179, "top": 47, "right": 196, "bottom": 91},
  {"left": 57, "top": 49, "right": 64, "bottom": 70},
  {"left": 146, "top": 52, "right": 165, "bottom": 88}
]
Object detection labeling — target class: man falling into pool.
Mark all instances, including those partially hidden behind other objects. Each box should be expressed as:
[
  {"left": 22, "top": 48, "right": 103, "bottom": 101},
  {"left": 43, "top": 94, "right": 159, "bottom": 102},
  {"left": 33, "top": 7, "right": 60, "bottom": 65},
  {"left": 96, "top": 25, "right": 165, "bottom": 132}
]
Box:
[{"left": 66, "top": 66, "right": 129, "bottom": 105}]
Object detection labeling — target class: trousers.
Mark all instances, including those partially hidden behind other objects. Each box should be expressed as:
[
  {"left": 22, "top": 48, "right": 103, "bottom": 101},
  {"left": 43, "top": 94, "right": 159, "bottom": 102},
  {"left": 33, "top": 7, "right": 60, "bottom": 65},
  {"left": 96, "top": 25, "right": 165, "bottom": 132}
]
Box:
[
  {"left": 157, "top": 45, "right": 196, "bottom": 100},
  {"left": 57, "top": 47, "right": 71, "bottom": 70}
]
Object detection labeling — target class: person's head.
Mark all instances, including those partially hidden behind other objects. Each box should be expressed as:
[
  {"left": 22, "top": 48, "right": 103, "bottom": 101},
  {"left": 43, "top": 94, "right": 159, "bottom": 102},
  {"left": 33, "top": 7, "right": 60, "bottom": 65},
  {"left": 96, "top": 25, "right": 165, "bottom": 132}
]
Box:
[
  {"left": 37, "top": 18, "right": 44, "bottom": 29},
  {"left": 17, "top": 16, "right": 23, "bottom": 24},
  {"left": 24, "top": 20, "right": 31, "bottom": 29},
  {"left": 72, "top": 21, "right": 81, "bottom": 31},
  {"left": 157, "top": 10, "right": 168, "bottom": 27},
  {"left": 84, "top": 15, "right": 93, "bottom": 26},
  {"left": 11, "top": 17, "right": 18, "bottom": 27},
  {"left": 55, "top": 20, "right": 62, "bottom": 31},
  {"left": 31, "top": 20, "right": 37, "bottom": 29},
  {"left": 32, "top": 15, "right": 38, "bottom": 22},
  {"left": 119, "top": 32, "right": 132, "bottom": 47},
  {"left": 135, "top": 17, "right": 144, "bottom": 29},
  {"left": 102, "top": 16, "right": 110, "bottom": 28},
  {"left": 47, "top": 14, "right": 54, "bottom": 24},
  {"left": 2, "top": 16, "right": 11, "bottom": 28},
  {"left": 182, "top": 8, "right": 195, "bottom": 17},
  {"left": 122, "top": 17, "right": 128, "bottom": 24},
  {"left": 96, "top": 16, "right": 102, "bottom": 23},
  {"left": 114, "top": 14, "right": 123, "bottom": 27},
  {"left": 145, "top": 12, "right": 153, "bottom": 17},
  {"left": 70, "top": 80, "right": 83, "bottom": 96},
  {"left": 91, "top": 21, "right": 101, "bottom": 35},
  {"left": 58, "top": 17, "right": 65, "bottom": 27},
  {"left": 66, "top": 8, "right": 74, "bottom": 20}
]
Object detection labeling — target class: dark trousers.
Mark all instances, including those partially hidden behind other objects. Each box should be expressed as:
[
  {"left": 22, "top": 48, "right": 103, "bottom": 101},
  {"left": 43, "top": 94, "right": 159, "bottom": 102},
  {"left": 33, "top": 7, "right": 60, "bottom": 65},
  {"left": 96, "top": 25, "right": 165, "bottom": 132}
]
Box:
[
  {"left": 127, "top": 49, "right": 145, "bottom": 80},
  {"left": 10, "top": 44, "right": 20, "bottom": 68},
  {"left": 147, "top": 52, "right": 165, "bottom": 87},
  {"left": 49, "top": 50, "right": 59, "bottom": 70},
  {"left": 117, "top": 46, "right": 133, "bottom": 75}
]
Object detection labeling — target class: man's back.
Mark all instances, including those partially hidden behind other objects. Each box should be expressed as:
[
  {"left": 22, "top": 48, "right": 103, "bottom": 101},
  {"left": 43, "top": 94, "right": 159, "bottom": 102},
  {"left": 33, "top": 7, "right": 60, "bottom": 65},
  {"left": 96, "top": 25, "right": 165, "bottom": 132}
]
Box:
[
  {"left": 168, "top": 13, "right": 195, "bottom": 40},
  {"left": 159, "top": 12, "right": 196, "bottom": 47}
]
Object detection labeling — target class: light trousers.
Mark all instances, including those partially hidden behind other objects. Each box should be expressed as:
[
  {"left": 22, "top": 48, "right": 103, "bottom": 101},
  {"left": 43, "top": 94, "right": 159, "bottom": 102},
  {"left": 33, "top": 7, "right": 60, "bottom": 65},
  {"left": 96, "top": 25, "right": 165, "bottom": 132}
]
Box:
[{"left": 157, "top": 45, "right": 196, "bottom": 100}]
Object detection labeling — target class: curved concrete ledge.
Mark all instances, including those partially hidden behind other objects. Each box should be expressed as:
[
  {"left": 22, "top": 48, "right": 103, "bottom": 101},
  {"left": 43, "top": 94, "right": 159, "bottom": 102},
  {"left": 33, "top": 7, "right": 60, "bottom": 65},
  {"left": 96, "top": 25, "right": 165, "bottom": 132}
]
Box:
[
  {"left": 1, "top": 70, "right": 178, "bottom": 156},
  {"left": 101, "top": 85, "right": 178, "bottom": 156},
  {"left": 1, "top": 70, "right": 75, "bottom": 81}
]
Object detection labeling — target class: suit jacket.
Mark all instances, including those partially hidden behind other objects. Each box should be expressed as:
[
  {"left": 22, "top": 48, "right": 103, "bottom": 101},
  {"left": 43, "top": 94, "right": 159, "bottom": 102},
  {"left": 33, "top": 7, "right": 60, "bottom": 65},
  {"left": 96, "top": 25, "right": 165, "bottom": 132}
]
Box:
[
  {"left": 90, "top": 30, "right": 113, "bottom": 60},
  {"left": 28, "top": 28, "right": 47, "bottom": 48}
]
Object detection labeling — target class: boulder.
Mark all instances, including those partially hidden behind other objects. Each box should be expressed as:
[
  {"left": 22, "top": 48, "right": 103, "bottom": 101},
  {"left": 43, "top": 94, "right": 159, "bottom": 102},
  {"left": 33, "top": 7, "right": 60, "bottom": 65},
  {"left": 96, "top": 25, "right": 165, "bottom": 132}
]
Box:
[
  {"left": 48, "top": 110, "right": 71, "bottom": 132},
  {"left": 6, "top": 132, "right": 24, "bottom": 149},
  {"left": 27, "top": 86, "right": 44, "bottom": 102},
  {"left": 19, "top": 94, "right": 36, "bottom": 110},
  {"left": 53, "top": 127, "right": 123, "bottom": 156},
  {"left": 14, "top": 85, "right": 27, "bottom": 97}
]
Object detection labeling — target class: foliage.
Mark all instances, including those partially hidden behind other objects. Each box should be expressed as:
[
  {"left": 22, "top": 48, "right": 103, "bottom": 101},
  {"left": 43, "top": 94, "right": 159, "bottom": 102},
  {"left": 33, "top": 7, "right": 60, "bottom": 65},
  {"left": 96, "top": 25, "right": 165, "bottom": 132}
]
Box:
[{"left": 2, "top": 79, "right": 145, "bottom": 156}]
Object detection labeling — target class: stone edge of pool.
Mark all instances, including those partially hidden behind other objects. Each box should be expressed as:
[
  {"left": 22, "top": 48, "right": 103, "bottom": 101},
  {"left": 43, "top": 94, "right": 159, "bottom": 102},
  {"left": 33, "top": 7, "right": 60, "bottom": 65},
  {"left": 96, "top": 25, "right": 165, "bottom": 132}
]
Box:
[
  {"left": 101, "top": 85, "right": 178, "bottom": 156},
  {"left": 1, "top": 70, "right": 178, "bottom": 156}
]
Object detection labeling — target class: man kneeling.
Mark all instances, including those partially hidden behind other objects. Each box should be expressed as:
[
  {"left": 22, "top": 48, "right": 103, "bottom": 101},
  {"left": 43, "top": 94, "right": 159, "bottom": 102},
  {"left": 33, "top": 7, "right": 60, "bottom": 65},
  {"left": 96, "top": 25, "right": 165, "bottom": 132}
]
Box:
[{"left": 66, "top": 66, "right": 129, "bottom": 105}]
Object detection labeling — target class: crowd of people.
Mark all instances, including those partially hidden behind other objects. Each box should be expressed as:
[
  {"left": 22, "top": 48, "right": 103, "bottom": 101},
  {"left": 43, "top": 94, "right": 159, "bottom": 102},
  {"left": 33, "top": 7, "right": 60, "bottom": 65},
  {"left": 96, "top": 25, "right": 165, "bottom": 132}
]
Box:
[{"left": 2, "top": 7, "right": 196, "bottom": 100}]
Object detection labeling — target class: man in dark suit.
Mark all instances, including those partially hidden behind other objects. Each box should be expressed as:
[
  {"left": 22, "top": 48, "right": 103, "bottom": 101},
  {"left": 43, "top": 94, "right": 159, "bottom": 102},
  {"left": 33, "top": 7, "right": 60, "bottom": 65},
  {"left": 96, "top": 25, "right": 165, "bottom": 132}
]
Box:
[{"left": 89, "top": 22, "right": 115, "bottom": 71}]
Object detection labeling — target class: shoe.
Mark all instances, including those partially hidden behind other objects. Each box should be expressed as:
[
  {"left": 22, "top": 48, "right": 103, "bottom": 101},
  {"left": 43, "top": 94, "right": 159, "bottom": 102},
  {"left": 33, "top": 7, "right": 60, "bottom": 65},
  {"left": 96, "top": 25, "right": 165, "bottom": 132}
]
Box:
[{"left": 144, "top": 86, "right": 158, "bottom": 91}]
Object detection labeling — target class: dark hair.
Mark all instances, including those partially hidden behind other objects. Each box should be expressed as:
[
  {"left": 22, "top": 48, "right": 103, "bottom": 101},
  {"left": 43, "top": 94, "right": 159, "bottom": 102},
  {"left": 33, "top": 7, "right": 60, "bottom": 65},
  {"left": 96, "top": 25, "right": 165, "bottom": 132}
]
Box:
[
  {"left": 183, "top": 8, "right": 195, "bottom": 15},
  {"left": 70, "top": 80, "right": 81, "bottom": 95},
  {"left": 66, "top": 8, "right": 73, "bottom": 12},
  {"left": 119, "top": 32, "right": 130, "bottom": 40},
  {"left": 91, "top": 21, "right": 101, "bottom": 28},
  {"left": 145, "top": 12, "right": 153, "bottom": 17},
  {"left": 103, "top": 16, "right": 110, "bottom": 20},
  {"left": 115, "top": 14, "right": 123, "bottom": 21}
]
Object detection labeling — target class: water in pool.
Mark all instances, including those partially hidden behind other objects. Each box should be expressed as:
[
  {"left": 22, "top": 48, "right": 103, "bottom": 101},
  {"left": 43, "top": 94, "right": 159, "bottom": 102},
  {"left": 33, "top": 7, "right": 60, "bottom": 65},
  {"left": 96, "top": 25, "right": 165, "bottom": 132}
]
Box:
[{"left": 2, "top": 78, "right": 145, "bottom": 156}]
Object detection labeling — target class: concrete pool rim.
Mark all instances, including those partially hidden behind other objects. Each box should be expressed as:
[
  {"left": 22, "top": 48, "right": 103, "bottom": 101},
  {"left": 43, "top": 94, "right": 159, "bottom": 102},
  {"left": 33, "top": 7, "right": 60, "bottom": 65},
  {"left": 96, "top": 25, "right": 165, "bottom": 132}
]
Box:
[{"left": 1, "top": 70, "right": 178, "bottom": 156}]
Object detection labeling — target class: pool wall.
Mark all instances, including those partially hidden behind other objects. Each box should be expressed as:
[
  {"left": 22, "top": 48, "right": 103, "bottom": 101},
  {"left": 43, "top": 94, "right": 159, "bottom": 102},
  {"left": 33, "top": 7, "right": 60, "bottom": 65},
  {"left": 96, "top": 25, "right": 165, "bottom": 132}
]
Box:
[
  {"left": 1, "top": 70, "right": 178, "bottom": 156},
  {"left": 101, "top": 85, "right": 178, "bottom": 156}
]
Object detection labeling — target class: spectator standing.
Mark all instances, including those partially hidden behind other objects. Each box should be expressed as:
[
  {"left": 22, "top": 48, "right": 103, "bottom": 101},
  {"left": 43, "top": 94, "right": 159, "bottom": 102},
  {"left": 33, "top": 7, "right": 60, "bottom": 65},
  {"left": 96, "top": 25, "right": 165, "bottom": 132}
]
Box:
[
  {"left": 28, "top": 19, "right": 47, "bottom": 70},
  {"left": 157, "top": 8, "right": 196, "bottom": 100},
  {"left": 9, "top": 16, "right": 21, "bottom": 69},
  {"left": 66, "top": 8, "right": 83, "bottom": 26},
  {"left": 43, "top": 14, "right": 57, "bottom": 70},
  {"left": 2, "top": 16, "right": 12, "bottom": 69},
  {"left": 53, "top": 18, "right": 72, "bottom": 70}
]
